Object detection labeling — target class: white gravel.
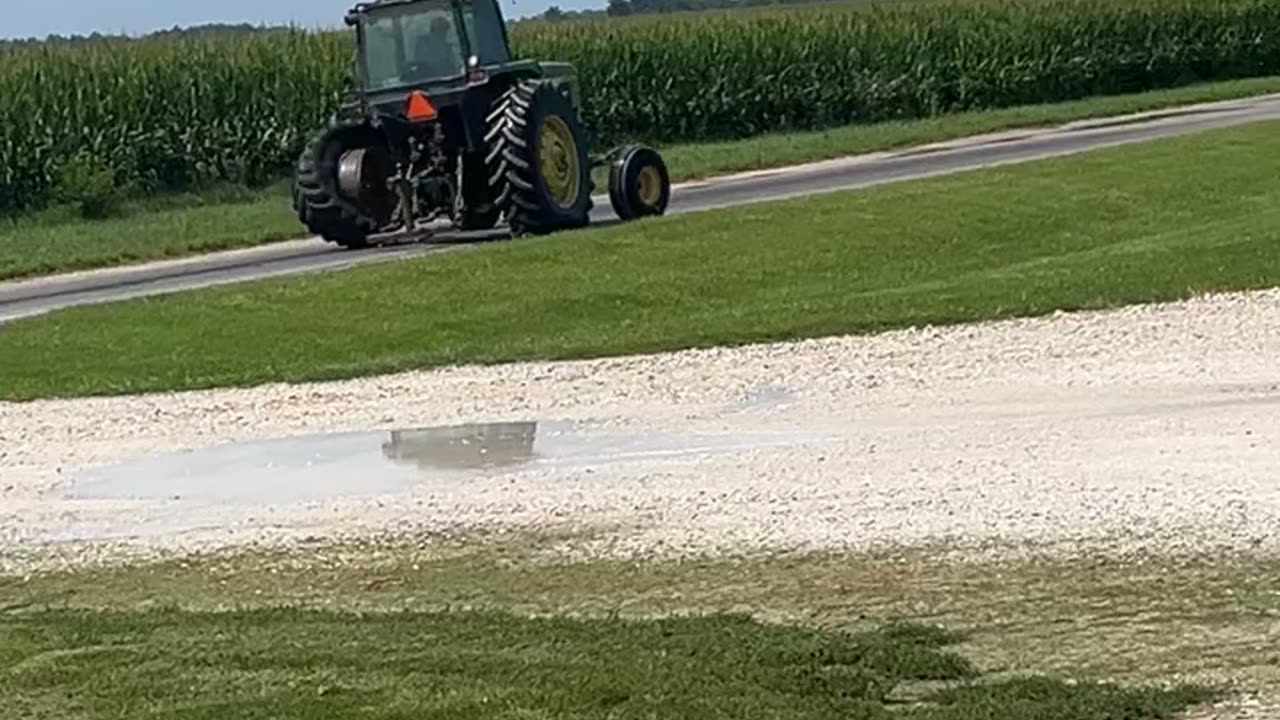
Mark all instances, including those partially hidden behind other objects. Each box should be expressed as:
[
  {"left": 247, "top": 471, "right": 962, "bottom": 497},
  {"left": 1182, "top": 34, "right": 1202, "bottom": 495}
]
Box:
[{"left": 2, "top": 287, "right": 1279, "bottom": 573}]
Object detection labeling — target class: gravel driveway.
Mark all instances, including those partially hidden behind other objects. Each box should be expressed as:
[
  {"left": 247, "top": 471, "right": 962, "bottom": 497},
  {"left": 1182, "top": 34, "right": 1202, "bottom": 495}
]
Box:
[{"left": 3, "top": 287, "right": 1278, "bottom": 573}]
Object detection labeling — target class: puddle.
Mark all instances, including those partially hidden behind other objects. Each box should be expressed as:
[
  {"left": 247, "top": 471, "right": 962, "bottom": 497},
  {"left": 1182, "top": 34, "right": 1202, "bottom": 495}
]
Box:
[{"left": 67, "top": 420, "right": 822, "bottom": 506}]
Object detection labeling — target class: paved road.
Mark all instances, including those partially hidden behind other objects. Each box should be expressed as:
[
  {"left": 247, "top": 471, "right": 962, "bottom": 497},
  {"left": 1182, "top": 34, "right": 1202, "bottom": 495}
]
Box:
[{"left": 4, "top": 92, "right": 1280, "bottom": 323}]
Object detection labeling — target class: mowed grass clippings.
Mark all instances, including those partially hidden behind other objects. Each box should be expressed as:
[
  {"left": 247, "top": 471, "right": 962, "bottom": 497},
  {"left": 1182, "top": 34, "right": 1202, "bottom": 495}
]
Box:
[
  {"left": 5, "top": 74, "right": 1280, "bottom": 282},
  {"left": 2, "top": 537, "right": 1263, "bottom": 719},
  {"left": 0, "top": 608, "right": 1215, "bottom": 719},
  {"left": 8, "top": 534, "right": 1277, "bottom": 685},
  {"left": 4, "top": 120, "right": 1280, "bottom": 401}
]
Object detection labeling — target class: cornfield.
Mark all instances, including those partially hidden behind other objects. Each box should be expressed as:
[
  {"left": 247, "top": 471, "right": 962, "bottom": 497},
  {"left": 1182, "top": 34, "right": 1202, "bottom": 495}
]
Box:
[{"left": 2, "top": 0, "right": 1279, "bottom": 215}]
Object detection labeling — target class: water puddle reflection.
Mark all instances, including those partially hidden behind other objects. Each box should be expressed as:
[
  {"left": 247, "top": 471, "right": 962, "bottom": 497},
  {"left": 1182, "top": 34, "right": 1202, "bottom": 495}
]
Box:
[{"left": 68, "top": 420, "right": 818, "bottom": 506}]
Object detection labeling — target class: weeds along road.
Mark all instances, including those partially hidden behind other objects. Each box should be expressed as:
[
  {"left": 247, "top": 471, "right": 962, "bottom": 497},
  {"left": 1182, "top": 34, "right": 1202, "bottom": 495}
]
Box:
[{"left": 3, "top": 91, "right": 1280, "bottom": 324}]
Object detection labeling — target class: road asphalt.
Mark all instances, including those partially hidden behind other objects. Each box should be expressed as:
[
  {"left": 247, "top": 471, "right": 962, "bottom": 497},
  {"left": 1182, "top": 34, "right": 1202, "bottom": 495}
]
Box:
[{"left": 3, "top": 92, "right": 1280, "bottom": 323}]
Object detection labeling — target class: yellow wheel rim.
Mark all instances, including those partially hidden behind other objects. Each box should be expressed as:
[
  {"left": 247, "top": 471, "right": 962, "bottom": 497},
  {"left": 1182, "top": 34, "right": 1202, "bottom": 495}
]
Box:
[
  {"left": 636, "top": 165, "right": 662, "bottom": 207},
  {"left": 537, "top": 115, "right": 581, "bottom": 209}
]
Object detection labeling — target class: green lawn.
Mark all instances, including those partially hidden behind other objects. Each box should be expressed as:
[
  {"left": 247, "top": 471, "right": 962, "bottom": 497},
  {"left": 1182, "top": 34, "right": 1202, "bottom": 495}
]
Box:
[
  {"left": 3, "top": 119, "right": 1279, "bottom": 401},
  {"left": 0, "top": 607, "right": 1212, "bottom": 719},
  {"left": 2, "top": 74, "right": 1280, "bottom": 281}
]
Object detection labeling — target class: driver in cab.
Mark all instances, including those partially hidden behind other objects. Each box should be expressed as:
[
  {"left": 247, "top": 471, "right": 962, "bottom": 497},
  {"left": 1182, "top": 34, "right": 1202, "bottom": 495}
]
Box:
[{"left": 410, "top": 15, "right": 463, "bottom": 79}]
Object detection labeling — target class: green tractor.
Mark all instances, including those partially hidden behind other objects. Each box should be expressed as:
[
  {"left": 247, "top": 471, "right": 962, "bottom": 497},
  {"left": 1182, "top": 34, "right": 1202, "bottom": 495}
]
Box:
[{"left": 292, "top": 0, "right": 671, "bottom": 248}]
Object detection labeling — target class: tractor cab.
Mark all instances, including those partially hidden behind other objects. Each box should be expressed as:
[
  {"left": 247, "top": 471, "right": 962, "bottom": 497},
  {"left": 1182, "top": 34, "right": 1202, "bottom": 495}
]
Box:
[{"left": 347, "top": 0, "right": 511, "bottom": 98}]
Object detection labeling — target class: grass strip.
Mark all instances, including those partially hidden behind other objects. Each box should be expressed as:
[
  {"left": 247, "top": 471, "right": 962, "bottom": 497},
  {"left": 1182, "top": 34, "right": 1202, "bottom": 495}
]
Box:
[
  {"left": 0, "top": 183, "right": 298, "bottom": 281},
  {"left": 2, "top": 75, "right": 1279, "bottom": 281},
  {"left": 0, "top": 608, "right": 1212, "bottom": 719},
  {"left": 657, "top": 74, "right": 1280, "bottom": 181},
  {"left": 3, "top": 119, "right": 1279, "bottom": 401}
]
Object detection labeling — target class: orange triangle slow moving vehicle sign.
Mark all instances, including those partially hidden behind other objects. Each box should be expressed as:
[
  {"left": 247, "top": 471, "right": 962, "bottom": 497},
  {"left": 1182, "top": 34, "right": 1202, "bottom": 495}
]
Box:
[{"left": 406, "top": 91, "right": 437, "bottom": 122}]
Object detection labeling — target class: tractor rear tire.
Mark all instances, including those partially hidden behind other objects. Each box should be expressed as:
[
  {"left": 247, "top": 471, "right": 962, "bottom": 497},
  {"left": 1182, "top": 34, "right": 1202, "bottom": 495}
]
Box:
[
  {"left": 485, "top": 79, "right": 593, "bottom": 236},
  {"left": 293, "top": 125, "right": 387, "bottom": 249}
]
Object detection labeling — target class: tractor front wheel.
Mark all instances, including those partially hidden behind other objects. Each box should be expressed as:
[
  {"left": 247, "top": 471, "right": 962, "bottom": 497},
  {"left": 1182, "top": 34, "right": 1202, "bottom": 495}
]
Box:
[
  {"left": 485, "top": 79, "right": 594, "bottom": 236},
  {"left": 608, "top": 144, "right": 671, "bottom": 221}
]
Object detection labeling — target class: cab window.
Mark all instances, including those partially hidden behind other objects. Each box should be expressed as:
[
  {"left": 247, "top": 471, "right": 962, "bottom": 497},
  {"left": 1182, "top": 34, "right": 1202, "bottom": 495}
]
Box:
[
  {"left": 362, "top": 1, "right": 467, "bottom": 90},
  {"left": 460, "top": 0, "right": 510, "bottom": 65}
]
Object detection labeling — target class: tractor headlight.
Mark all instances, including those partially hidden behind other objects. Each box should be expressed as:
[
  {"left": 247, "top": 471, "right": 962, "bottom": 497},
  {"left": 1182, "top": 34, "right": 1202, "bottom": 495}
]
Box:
[{"left": 466, "top": 55, "right": 489, "bottom": 85}]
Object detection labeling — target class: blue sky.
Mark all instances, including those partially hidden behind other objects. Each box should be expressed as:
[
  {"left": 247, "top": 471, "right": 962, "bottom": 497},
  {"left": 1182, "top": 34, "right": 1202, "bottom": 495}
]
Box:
[{"left": 3, "top": 0, "right": 600, "bottom": 39}]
